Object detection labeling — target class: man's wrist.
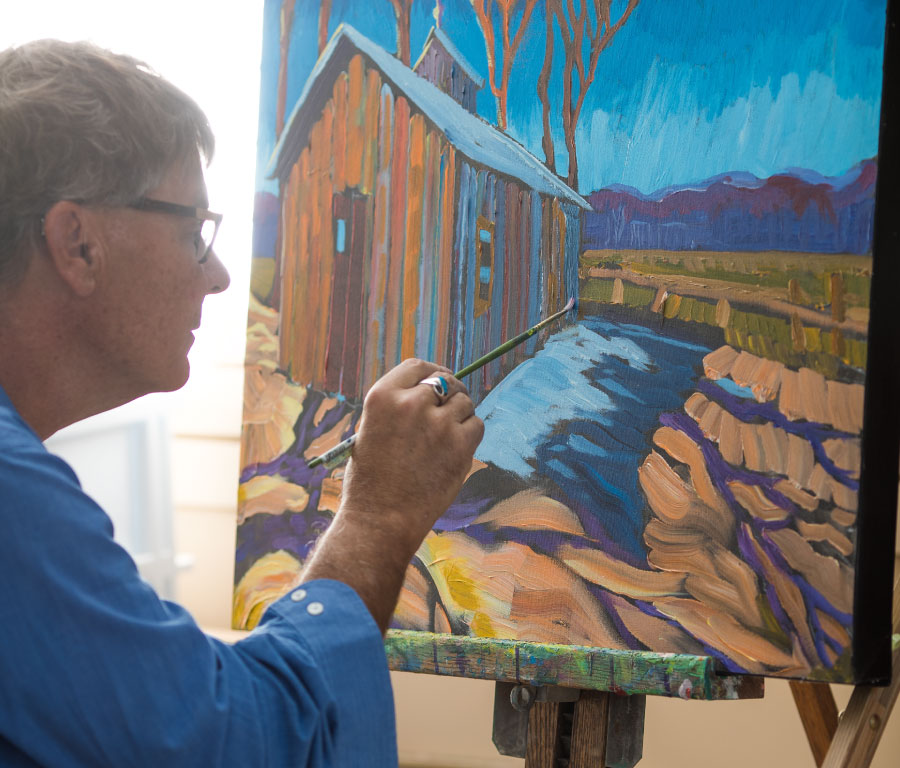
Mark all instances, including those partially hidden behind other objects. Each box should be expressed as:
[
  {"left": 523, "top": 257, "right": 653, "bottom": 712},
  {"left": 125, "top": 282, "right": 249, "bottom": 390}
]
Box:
[
  {"left": 336, "top": 498, "right": 426, "bottom": 563},
  {"left": 299, "top": 503, "right": 421, "bottom": 633}
]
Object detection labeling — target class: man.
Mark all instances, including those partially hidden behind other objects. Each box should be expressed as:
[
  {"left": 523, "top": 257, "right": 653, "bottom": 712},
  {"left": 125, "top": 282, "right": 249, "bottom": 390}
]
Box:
[{"left": 0, "top": 39, "right": 483, "bottom": 767}]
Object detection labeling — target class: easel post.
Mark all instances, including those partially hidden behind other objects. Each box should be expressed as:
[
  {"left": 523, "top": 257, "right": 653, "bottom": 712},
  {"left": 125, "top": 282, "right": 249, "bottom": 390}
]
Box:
[
  {"left": 790, "top": 681, "right": 840, "bottom": 765},
  {"left": 488, "top": 660, "right": 759, "bottom": 767},
  {"left": 493, "top": 685, "right": 628, "bottom": 768},
  {"left": 526, "top": 689, "right": 612, "bottom": 768},
  {"left": 792, "top": 575, "right": 900, "bottom": 768}
]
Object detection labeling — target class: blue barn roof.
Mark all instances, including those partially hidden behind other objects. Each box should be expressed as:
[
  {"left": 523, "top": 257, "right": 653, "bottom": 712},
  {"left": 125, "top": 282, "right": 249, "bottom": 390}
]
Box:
[{"left": 271, "top": 24, "right": 589, "bottom": 210}]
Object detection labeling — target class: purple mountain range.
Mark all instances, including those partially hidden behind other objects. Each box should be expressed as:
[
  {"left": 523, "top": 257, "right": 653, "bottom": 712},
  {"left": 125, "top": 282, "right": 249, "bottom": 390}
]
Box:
[
  {"left": 254, "top": 160, "right": 876, "bottom": 259},
  {"left": 584, "top": 159, "right": 877, "bottom": 254}
]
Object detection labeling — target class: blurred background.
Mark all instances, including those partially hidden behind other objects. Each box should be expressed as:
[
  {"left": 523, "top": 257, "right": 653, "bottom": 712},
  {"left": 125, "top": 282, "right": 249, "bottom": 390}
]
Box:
[{"left": 4, "top": 2, "right": 897, "bottom": 765}]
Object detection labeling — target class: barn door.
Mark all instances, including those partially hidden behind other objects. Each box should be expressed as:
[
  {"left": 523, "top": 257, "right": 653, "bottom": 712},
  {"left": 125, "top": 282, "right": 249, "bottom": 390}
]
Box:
[{"left": 324, "top": 191, "right": 368, "bottom": 399}]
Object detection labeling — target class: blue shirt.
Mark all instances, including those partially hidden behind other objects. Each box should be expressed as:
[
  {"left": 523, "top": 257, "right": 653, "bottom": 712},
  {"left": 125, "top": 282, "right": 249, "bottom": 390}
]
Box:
[{"left": 0, "top": 385, "right": 397, "bottom": 767}]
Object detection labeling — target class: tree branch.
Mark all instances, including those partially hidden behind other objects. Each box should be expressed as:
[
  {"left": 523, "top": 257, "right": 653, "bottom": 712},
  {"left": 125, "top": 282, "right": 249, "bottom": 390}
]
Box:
[
  {"left": 576, "top": 0, "right": 640, "bottom": 125},
  {"left": 473, "top": 0, "right": 538, "bottom": 131},
  {"left": 509, "top": 0, "right": 539, "bottom": 56},
  {"left": 538, "top": 0, "right": 557, "bottom": 172},
  {"left": 472, "top": 0, "right": 501, "bottom": 99},
  {"left": 389, "top": 0, "right": 413, "bottom": 65},
  {"left": 553, "top": 0, "right": 641, "bottom": 189}
]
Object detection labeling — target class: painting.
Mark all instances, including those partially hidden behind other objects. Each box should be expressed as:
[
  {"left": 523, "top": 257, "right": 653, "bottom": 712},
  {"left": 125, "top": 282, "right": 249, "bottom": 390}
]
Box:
[{"left": 234, "top": 0, "right": 898, "bottom": 684}]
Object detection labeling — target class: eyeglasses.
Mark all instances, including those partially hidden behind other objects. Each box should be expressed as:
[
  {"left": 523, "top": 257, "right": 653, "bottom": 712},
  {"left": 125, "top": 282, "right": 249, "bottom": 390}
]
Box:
[{"left": 128, "top": 197, "right": 223, "bottom": 264}]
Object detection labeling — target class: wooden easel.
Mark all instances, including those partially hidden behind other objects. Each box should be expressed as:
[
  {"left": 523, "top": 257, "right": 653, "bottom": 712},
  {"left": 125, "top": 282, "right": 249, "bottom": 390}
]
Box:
[
  {"left": 791, "top": 577, "right": 900, "bottom": 768},
  {"left": 487, "top": 654, "right": 763, "bottom": 767},
  {"left": 384, "top": 630, "right": 763, "bottom": 767},
  {"left": 520, "top": 688, "right": 640, "bottom": 768},
  {"left": 492, "top": 681, "right": 649, "bottom": 767},
  {"left": 505, "top": 577, "right": 899, "bottom": 767}
]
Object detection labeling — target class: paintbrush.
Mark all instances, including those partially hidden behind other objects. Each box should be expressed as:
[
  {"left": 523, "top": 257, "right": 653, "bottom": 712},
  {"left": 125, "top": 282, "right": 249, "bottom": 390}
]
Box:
[{"left": 307, "top": 297, "right": 576, "bottom": 470}]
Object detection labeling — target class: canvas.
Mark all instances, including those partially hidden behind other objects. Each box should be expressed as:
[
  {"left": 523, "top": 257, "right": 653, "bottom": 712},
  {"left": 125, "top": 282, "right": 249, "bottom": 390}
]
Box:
[{"left": 234, "top": 0, "right": 898, "bottom": 684}]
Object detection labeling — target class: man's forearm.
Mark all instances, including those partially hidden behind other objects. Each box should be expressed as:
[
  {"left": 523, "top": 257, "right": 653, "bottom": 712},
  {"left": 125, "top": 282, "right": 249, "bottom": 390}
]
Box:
[
  {"left": 299, "top": 506, "right": 418, "bottom": 634},
  {"left": 300, "top": 359, "right": 483, "bottom": 634}
]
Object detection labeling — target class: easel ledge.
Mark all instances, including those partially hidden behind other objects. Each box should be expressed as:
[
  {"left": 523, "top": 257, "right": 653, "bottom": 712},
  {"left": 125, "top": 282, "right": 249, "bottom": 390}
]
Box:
[
  {"left": 209, "top": 626, "right": 762, "bottom": 701},
  {"left": 384, "top": 630, "right": 763, "bottom": 701}
]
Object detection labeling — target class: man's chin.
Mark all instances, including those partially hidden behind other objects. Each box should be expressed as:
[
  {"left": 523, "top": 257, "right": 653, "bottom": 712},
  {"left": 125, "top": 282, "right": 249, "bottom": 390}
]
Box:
[
  {"left": 153, "top": 359, "right": 191, "bottom": 394},
  {"left": 170, "top": 360, "right": 192, "bottom": 391}
]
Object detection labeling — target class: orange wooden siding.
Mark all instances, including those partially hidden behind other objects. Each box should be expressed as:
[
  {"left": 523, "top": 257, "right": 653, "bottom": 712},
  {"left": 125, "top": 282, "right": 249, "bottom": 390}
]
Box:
[
  {"left": 345, "top": 55, "right": 365, "bottom": 189},
  {"left": 385, "top": 95, "right": 410, "bottom": 370},
  {"left": 278, "top": 162, "right": 299, "bottom": 373},
  {"left": 365, "top": 84, "right": 394, "bottom": 386},
  {"left": 362, "top": 68, "right": 381, "bottom": 195},
  {"left": 309, "top": 105, "right": 334, "bottom": 384},
  {"left": 436, "top": 145, "right": 456, "bottom": 365},
  {"left": 331, "top": 74, "right": 347, "bottom": 193},
  {"left": 276, "top": 54, "right": 578, "bottom": 403},
  {"left": 401, "top": 113, "right": 426, "bottom": 359}
]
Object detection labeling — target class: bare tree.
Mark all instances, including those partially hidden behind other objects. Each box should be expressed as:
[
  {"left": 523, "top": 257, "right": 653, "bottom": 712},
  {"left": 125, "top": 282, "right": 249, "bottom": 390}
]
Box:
[
  {"left": 389, "top": 0, "right": 414, "bottom": 65},
  {"left": 275, "top": 0, "right": 297, "bottom": 137},
  {"left": 471, "top": 0, "right": 539, "bottom": 131},
  {"left": 537, "top": 5, "right": 555, "bottom": 172},
  {"left": 545, "top": 0, "right": 640, "bottom": 190},
  {"left": 318, "top": 0, "right": 333, "bottom": 54}
]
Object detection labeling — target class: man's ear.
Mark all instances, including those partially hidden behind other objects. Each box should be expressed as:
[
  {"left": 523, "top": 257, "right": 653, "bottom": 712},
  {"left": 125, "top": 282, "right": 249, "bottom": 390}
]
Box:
[{"left": 41, "top": 201, "right": 101, "bottom": 297}]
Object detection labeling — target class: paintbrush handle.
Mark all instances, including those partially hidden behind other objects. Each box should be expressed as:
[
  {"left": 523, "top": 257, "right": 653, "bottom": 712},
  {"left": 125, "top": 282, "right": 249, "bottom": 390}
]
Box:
[
  {"left": 307, "top": 434, "right": 357, "bottom": 469},
  {"left": 306, "top": 298, "right": 574, "bottom": 469},
  {"left": 453, "top": 299, "right": 575, "bottom": 379}
]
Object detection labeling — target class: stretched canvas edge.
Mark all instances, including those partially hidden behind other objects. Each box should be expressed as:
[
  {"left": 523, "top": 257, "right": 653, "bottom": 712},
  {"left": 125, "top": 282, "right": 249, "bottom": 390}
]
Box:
[{"left": 853, "top": 0, "right": 900, "bottom": 685}]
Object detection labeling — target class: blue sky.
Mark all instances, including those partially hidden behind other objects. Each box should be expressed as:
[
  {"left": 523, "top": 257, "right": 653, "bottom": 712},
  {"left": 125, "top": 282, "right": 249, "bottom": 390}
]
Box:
[{"left": 257, "top": 0, "right": 887, "bottom": 195}]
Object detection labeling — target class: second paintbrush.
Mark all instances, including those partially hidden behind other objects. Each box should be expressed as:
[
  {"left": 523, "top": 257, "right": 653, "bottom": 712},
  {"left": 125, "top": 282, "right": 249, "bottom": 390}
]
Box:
[{"left": 307, "top": 297, "right": 576, "bottom": 469}]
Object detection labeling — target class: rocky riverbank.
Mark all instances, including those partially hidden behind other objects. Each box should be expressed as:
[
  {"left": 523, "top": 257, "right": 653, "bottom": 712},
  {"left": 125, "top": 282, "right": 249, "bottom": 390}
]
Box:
[{"left": 233, "top": 294, "right": 861, "bottom": 679}]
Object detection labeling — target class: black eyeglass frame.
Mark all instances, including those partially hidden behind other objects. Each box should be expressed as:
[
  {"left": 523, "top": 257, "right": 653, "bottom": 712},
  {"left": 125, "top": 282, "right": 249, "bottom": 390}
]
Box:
[{"left": 128, "top": 197, "right": 223, "bottom": 263}]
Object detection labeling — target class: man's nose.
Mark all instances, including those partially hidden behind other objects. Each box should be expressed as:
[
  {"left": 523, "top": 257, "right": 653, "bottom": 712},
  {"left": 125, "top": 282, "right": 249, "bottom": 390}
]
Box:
[{"left": 203, "top": 248, "right": 231, "bottom": 294}]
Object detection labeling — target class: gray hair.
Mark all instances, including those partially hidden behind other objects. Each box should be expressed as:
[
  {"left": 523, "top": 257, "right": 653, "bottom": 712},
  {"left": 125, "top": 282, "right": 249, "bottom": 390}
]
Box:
[{"left": 0, "top": 39, "right": 214, "bottom": 286}]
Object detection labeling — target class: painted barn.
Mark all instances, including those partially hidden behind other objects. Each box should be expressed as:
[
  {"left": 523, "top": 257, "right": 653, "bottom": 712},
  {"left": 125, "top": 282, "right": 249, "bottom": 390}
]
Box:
[{"left": 271, "top": 24, "right": 588, "bottom": 404}]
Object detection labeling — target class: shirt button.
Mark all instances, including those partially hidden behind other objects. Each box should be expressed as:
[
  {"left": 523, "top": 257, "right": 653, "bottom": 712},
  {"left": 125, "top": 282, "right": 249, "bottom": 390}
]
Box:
[
  {"left": 307, "top": 601, "right": 324, "bottom": 616},
  {"left": 290, "top": 589, "right": 307, "bottom": 602}
]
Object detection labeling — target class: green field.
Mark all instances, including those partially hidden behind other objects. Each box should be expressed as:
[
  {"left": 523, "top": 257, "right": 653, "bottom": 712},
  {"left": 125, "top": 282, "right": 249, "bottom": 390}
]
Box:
[
  {"left": 579, "top": 249, "right": 872, "bottom": 376},
  {"left": 582, "top": 249, "right": 872, "bottom": 311}
]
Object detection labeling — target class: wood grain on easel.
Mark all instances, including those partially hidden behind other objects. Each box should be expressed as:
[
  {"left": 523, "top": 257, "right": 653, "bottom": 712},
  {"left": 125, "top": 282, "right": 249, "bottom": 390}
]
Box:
[
  {"left": 790, "top": 680, "right": 839, "bottom": 766},
  {"left": 525, "top": 701, "right": 563, "bottom": 768},
  {"left": 822, "top": 576, "right": 900, "bottom": 768},
  {"left": 570, "top": 691, "right": 611, "bottom": 768}
]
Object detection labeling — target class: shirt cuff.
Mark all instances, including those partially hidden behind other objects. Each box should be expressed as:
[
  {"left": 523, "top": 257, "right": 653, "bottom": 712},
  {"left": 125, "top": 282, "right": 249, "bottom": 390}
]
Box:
[{"left": 262, "top": 579, "right": 398, "bottom": 766}]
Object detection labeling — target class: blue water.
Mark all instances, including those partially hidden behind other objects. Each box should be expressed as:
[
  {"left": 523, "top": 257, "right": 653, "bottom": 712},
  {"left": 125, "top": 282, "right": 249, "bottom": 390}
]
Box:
[
  {"left": 715, "top": 376, "right": 757, "bottom": 399},
  {"left": 474, "top": 318, "right": 711, "bottom": 563}
]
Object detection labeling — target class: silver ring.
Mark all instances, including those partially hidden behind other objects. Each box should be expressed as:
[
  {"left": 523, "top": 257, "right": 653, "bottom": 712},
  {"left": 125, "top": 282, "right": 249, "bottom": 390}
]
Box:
[{"left": 419, "top": 375, "right": 450, "bottom": 405}]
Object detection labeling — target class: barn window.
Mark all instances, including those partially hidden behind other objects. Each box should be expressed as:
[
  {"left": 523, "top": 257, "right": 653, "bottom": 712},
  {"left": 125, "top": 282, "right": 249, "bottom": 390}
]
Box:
[
  {"left": 335, "top": 217, "right": 346, "bottom": 253},
  {"left": 474, "top": 216, "right": 494, "bottom": 317}
]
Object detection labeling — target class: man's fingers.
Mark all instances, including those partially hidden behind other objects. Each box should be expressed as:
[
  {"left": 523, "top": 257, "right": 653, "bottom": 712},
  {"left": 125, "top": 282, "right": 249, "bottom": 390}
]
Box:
[
  {"left": 460, "top": 412, "right": 485, "bottom": 447},
  {"left": 440, "top": 391, "right": 477, "bottom": 423},
  {"left": 380, "top": 358, "right": 452, "bottom": 389},
  {"left": 384, "top": 359, "right": 437, "bottom": 388},
  {"left": 451, "top": 407, "right": 485, "bottom": 453}
]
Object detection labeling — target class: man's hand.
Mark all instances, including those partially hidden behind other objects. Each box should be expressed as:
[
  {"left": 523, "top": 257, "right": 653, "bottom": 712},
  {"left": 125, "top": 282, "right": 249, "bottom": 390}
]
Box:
[
  {"left": 299, "top": 359, "right": 484, "bottom": 633},
  {"left": 343, "top": 358, "right": 483, "bottom": 551}
]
